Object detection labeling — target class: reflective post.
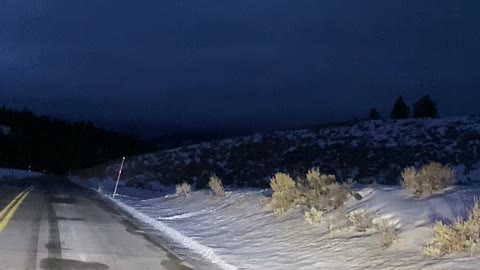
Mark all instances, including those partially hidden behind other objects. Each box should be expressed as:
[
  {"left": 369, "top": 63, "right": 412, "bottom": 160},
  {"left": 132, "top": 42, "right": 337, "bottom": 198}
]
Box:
[{"left": 113, "top": 156, "right": 125, "bottom": 198}]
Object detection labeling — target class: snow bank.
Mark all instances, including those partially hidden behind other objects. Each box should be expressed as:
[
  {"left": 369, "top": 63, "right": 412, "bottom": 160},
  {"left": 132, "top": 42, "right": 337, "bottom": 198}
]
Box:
[
  {"left": 71, "top": 176, "right": 237, "bottom": 270},
  {"left": 103, "top": 195, "right": 238, "bottom": 270},
  {"left": 73, "top": 176, "right": 480, "bottom": 269}
]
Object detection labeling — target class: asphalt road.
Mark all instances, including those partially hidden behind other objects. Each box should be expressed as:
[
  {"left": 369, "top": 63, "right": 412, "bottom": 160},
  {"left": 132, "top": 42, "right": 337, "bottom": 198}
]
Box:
[{"left": 0, "top": 176, "right": 191, "bottom": 270}]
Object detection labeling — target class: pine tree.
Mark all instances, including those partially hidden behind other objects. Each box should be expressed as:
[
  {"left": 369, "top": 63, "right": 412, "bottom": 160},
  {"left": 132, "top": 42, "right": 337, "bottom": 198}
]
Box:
[
  {"left": 391, "top": 96, "right": 410, "bottom": 119},
  {"left": 413, "top": 94, "right": 437, "bottom": 118},
  {"left": 368, "top": 108, "right": 381, "bottom": 120}
]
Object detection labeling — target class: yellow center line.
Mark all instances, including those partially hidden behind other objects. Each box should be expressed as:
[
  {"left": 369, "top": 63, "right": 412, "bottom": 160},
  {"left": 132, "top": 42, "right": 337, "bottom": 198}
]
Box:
[
  {"left": 0, "top": 186, "right": 34, "bottom": 233},
  {"left": 0, "top": 186, "right": 32, "bottom": 221}
]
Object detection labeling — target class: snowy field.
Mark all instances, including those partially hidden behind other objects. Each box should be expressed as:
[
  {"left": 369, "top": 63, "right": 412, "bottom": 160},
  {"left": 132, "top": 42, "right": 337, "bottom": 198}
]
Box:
[{"left": 72, "top": 177, "right": 480, "bottom": 270}]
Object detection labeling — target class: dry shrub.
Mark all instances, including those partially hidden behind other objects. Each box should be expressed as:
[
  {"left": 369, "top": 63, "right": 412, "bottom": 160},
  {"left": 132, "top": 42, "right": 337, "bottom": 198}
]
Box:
[
  {"left": 176, "top": 182, "right": 191, "bottom": 197},
  {"left": 327, "top": 210, "right": 348, "bottom": 236},
  {"left": 270, "top": 168, "right": 349, "bottom": 215},
  {"left": 423, "top": 199, "right": 480, "bottom": 257},
  {"left": 324, "top": 205, "right": 350, "bottom": 233},
  {"left": 375, "top": 219, "right": 398, "bottom": 248},
  {"left": 305, "top": 168, "right": 335, "bottom": 193},
  {"left": 208, "top": 174, "right": 225, "bottom": 197},
  {"left": 302, "top": 168, "right": 348, "bottom": 211},
  {"left": 422, "top": 244, "right": 442, "bottom": 258},
  {"left": 346, "top": 211, "right": 397, "bottom": 247},
  {"left": 348, "top": 211, "right": 373, "bottom": 232},
  {"left": 271, "top": 172, "right": 297, "bottom": 191},
  {"left": 304, "top": 207, "right": 323, "bottom": 225},
  {"left": 402, "top": 162, "right": 455, "bottom": 198},
  {"left": 270, "top": 173, "right": 299, "bottom": 214},
  {"left": 269, "top": 168, "right": 352, "bottom": 217}
]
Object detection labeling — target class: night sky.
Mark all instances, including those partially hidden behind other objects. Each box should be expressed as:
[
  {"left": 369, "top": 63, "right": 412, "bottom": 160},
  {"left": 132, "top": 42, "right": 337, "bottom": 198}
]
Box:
[{"left": 1, "top": 1, "right": 480, "bottom": 136}]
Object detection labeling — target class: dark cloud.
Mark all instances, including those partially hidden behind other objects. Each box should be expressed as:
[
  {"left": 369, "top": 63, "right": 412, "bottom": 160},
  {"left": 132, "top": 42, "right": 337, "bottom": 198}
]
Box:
[{"left": 1, "top": 0, "right": 480, "bottom": 135}]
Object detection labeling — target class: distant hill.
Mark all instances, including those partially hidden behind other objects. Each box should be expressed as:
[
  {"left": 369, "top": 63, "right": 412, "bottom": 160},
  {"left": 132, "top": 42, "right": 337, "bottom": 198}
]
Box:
[
  {"left": 0, "top": 106, "right": 151, "bottom": 173},
  {"left": 80, "top": 116, "right": 480, "bottom": 189},
  {"left": 145, "top": 131, "right": 245, "bottom": 150}
]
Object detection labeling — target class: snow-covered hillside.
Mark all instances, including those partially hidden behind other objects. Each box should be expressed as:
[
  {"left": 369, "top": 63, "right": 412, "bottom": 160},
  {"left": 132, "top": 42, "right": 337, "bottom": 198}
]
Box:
[{"left": 81, "top": 117, "right": 480, "bottom": 188}]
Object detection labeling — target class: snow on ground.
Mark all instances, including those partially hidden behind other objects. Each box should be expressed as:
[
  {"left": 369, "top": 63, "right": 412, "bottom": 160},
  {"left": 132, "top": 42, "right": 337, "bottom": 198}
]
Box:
[
  {"left": 72, "top": 177, "right": 480, "bottom": 270},
  {"left": 0, "top": 168, "right": 43, "bottom": 181}
]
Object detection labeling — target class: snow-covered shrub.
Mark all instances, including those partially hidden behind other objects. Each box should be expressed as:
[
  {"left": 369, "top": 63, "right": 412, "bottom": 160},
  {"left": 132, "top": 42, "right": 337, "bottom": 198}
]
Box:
[
  {"left": 348, "top": 211, "right": 373, "bottom": 232},
  {"left": 304, "top": 207, "right": 323, "bottom": 225},
  {"left": 423, "top": 199, "right": 480, "bottom": 257},
  {"left": 270, "top": 173, "right": 299, "bottom": 214},
  {"left": 176, "top": 182, "right": 191, "bottom": 197},
  {"left": 301, "top": 177, "right": 348, "bottom": 212},
  {"left": 208, "top": 174, "right": 225, "bottom": 197},
  {"left": 375, "top": 219, "right": 398, "bottom": 248},
  {"left": 401, "top": 162, "right": 455, "bottom": 198}
]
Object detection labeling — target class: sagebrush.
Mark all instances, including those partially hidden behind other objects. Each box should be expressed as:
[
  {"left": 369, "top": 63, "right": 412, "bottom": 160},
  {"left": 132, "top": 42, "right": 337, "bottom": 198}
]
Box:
[
  {"left": 402, "top": 162, "right": 455, "bottom": 198},
  {"left": 270, "top": 173, "right": 299, "bottom": 214},
  {"left": 299, "top": 169, "right": 348, "bottom": 212},
  {"left": 305, "top": 168, "right": 335, "bottom": 193},
  {"left": 304, "top": 207, "right": 323, "bottom": 225},
  {"left": 375, "top": 219, "right": 398, "bottom": 248},
  {"left": 423, "top": 199, "right": 480, "bottom": 257},
  {"left": 176, "top": 182, "right": 191, "bottom": 197},
  {"left": 348, "top": 211, "right": 373, "bottom": 232},
  {"left": 208, "top": 174, "right": 225, "bottom": 197},
  {"left": 270, "top": 168, "right": 349, "bottom": 215}
]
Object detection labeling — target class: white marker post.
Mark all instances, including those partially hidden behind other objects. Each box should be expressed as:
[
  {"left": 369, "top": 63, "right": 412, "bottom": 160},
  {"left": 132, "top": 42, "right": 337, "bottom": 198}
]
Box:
[{"left": 112, "top": 156, "right": 125, "bottom": 198}]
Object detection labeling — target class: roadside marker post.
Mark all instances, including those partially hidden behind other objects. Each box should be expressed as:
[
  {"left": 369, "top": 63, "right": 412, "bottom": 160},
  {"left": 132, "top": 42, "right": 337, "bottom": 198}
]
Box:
[{"left": 112, "top": 156, "right": 125, "bottom": 199}]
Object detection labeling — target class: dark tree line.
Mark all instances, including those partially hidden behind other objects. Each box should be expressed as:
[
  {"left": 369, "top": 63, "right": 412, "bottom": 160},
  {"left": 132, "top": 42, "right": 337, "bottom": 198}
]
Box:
[
  {"left": 369, "top": 94, "right": 438, "bottom": 120},
  {"left": 391, "top": 96, "right": 410, "bottom": 119},
  {"left": 0, "top": 106, "right": 151, "bottom": 173},
  {"left": 412, "top": 95, "right": 437, "bottom": 118}
]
